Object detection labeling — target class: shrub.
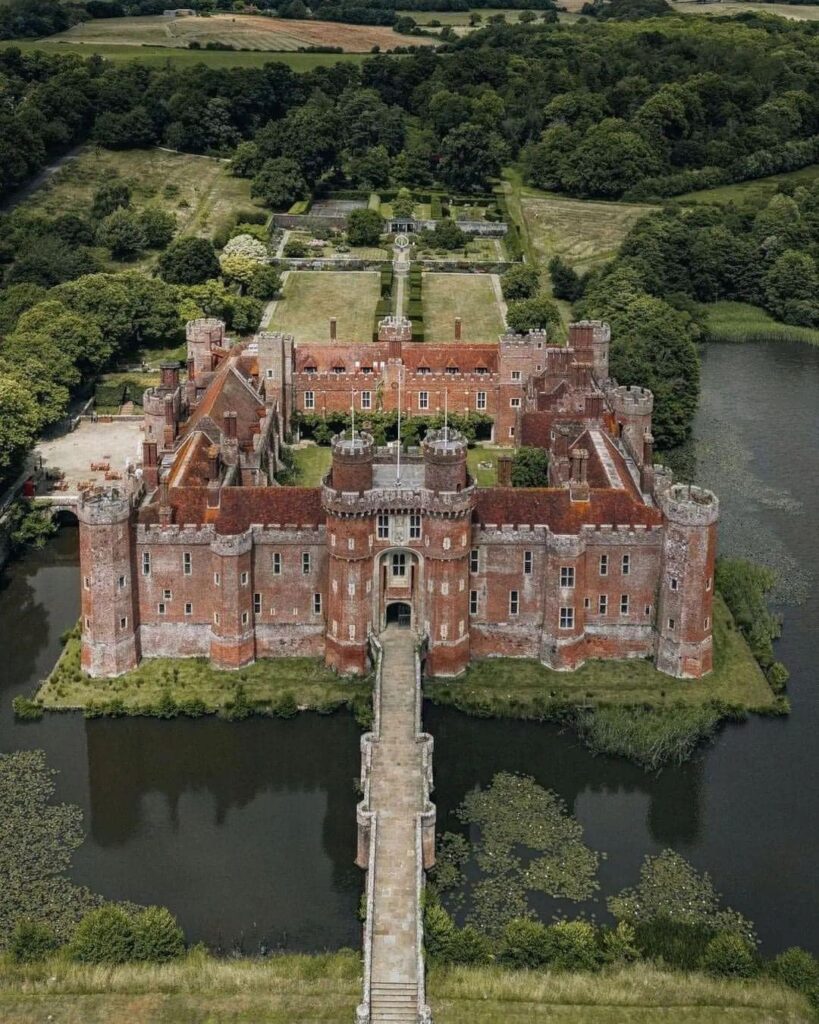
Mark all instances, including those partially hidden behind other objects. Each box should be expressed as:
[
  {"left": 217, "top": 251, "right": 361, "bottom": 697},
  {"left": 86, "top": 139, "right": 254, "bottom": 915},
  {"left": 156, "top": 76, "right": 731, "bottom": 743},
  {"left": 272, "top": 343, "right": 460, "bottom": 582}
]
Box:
[
  {"left": 499, "top": 917, "right": 552, "bottom": 968},
  {"left": 447, "top": 925, "right": 493, "bottom": 965},
  {"left": 766, "top": 661, "right": 789, "bottom": 692},
  {"left": 634, "top": 918, "right": 715, "bottom": 970},
  {"left": 223, "top": 684, "right": 254, "bottom": 721},
  {"left": 12, "top": 695, "right": 43, "bottom": 721},
  {"left": 501, "top": 264, "right": 539, "bottom": 300},
  {"left": 548, "top": 255, "right": 583, "bottom": 301},
  {"left": 271, "top": 689, "right": 297, "bottom": 719},
  {"left": 701, "top": 932, "right": 757, "bottom": 978},
  {"left": 505, "top": 294, "right": 561, "bottom": 334},
  {"left": 132, "top": 906, "right": 185, "bottom": 962},
  {"left": 152, "top": 691, "right": 179, "bottom": 719},
  {"left": 768, "top": 947, "right": 819, "bottom": 1001},
  {"left": 424, "top": 902, "right": 456, "bottom": 962},
  {"left": 70, "top": 905, "right": 136, "bottom": 964},
  {"left": 601, "top": 921, "right": 639, "bottom": 964},
  {"left": 283, "top": 239, "right": 308, "bottom": 258},
  {"left": 178, "top": 697, "right": 208, "bottom": 717},
  {"left": 248, "top": 265, "right": 281, "bottom": 300},
  {"left": 544, "top": 920, "right": 600, "bottom": 971},
  {"left": 8, "top": 918, "right": 58, "bottom": 963}
]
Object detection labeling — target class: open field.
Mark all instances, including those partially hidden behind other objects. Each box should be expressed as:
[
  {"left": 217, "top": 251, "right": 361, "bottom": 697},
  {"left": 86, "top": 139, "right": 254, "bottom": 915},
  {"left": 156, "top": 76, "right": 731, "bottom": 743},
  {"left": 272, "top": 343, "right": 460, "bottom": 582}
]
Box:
[
  {"left": 39, "top": 13, "right": 434, "bottom": 53},
  {"left": 671, "top": 0, "right": 819, "bottom": 18},
  {"left": 18, "top": 146, "right": 259, "bottom": 248},
  {"left": 676, "top": 163, "right": 819, "bottom": 204},
  {"left": 3, "top": 39, "right": 373, "bottom": 68},
  {"left": 0, "top": 956, "right": 810, "bottom": 1024},
  {"left": 35, "top": 628, "right": 371, "bottom": 713},
  {"left": 422, "top": 273, "right": 506, "bottom": 343},
  {"left": 701, "top": 301, "right": 819, "bottom": 347},
  {"left": 268, "top": 270, "right": 380, "bottom": 344},
  {"left": 409, "top": 7, "right": 548, "bottom": 23},
  {"left": 431, "top": 596, "right": 775, "bottom": 711},
  {"left": 292, "top": 444, "right": 332, "bottom": 485},
  {"left": 467, "top": 445, "right": 515, "bottom": 486},
  {"left": 429, "top": 963, "right": 814, "bottom": 1023}
]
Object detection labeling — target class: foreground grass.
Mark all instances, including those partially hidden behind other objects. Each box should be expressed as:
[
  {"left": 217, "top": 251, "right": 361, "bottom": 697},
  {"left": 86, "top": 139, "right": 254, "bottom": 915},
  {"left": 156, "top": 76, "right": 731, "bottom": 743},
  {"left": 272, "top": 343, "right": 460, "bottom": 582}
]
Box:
[
  {"left": 292, "top": 444, "right": 332, "bottom": 486},
  {"left": 428, "top": 963, "right": 814, "bottom": 1023},
  {"left": 422, "top": 272, "right": 506, "bottom": 343},
  {"left": 4, "top": 40, "right": 373, "bottom": 69},
  {"left": 0, "top": 950, "right": 361, "bottom": 1024},
  {"left": 35, "top": 630, "right": 371, "bottom": 717},
  {"left": 269, "top": 271, "right": 380, "bottom": 344},
  {"left": 466, "top": 446, "right": 515, "bottom": 487},
  {"left": 701, "top": 301, "right": 819, "bottom": 347}
]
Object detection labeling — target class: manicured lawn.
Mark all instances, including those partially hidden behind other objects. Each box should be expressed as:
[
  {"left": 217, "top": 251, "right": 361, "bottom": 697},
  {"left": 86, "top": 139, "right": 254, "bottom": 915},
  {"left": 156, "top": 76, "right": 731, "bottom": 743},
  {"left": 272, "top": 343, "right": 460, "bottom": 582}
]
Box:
[
  {"left": 422, "top": 273, "right": 505, "bottom": 343},
  {"left": 19, "top": 146, "right": 259, "bottom": 250},
  {"left": 5, "top": 39, "right": 375, "bottom": 68},
  {"left": 466, "top": 446, "right": 515, "bottom": 487},
  {"left": 676, "top": 163, "right": 819, "bottom": 205},
  {"left": 268, "top": 271, "right": 380, "bottom": 344},
  {"left": 0, "top": 951, "right": 361, "bottom": 1024},
  {"left": 432, "top": 596, "right": 775, "bottom": 711},
  {"left": 35, "top": 629, "right": 371, "bottom": 715},
  {"left": 701, "top": 301, "right": 819, "bottom": 347},
  {"left": 26, "top": 13, "right": 432, "bottom": 53},
  {"left": 292, "top": 445, "right": 332, "bottom": 486},
  {"left": 429, "top": 963, "right": 813, "bottom": 1023}
]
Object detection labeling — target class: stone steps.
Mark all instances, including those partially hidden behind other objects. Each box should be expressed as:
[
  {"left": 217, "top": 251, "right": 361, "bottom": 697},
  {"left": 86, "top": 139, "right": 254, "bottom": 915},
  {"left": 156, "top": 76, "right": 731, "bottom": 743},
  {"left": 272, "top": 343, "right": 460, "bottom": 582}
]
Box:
[{"left": 372, "top": 980, "right": 418, "bottom": 1022}]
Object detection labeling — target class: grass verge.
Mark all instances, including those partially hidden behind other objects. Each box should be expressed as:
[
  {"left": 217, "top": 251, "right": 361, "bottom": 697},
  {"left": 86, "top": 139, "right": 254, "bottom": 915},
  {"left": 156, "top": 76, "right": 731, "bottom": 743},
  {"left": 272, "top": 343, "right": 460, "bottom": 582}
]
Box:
[
  {"left": 700, "top": 301, "right": 819, "bottom": 347},
  {"left": 422, "top": 273, "right": 505, "bottom": 343},
  {"left": 428, "top": 962, "right": 814, "bottom": 1023},
  {"left": 466, "top": 446, "right": 515, "bottom": 487},
  {"left": 268, "top": 270, "right": 380, "bottom": 344},
  {"left": 34, "top": 628, "right": 371, "bottom": 722},
  {"left": 292, "top": 445, "right": 332, "bottom": 486},
  {"left": 426, "top": 596, "right": 782, "bottom": 768},
  {"left": 0, "top": 949, "right": 361, "bottom": 1024}
]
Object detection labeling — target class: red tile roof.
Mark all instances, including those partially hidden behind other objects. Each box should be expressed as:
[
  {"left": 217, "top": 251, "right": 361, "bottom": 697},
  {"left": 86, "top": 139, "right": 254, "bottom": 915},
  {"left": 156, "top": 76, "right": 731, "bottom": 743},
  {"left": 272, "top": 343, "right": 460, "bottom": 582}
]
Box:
[{"left": 474, "top": 488, "right": 661, "bottom": 532}]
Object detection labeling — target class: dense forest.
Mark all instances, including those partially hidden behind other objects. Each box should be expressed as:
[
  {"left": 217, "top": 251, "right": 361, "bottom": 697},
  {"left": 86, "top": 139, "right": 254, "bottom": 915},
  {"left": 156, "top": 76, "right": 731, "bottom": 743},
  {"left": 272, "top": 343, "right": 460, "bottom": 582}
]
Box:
[{"left": 4, "top": 10, "right": 819, "bottom": 466}]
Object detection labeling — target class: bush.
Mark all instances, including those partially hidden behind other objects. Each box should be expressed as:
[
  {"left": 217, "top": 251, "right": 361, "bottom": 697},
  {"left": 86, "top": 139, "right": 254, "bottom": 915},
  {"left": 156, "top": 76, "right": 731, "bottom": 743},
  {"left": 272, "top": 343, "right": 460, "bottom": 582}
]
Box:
[
  {"left": 447, "top": 925, "right": 493, "bottom": 965},
  {"left": 8, "top": 918, "right": 58, "bottom": 963},
  {"left": 501, "top": 264, "right": 539, "bottom": 300},
  {"left": 544, "top": 920, "right": 600, "bottom": 971},
  {"left": 152, "top": 691, "right": 180, "bottom": 719},
  {"left": 768, "top": 947, "right": 819, "bottom": 1002},
  {"left": 424, "top": 901, "right": 456, "bottom": 962},
  {"left": 505, "top": 294, "right": 560, "bottom": 334},
  {"left": 634, "top": 917, "right": 715, "bottom": 970},
  {"left": 283, "top": 239, "right": 308, "bottom": 258},
  {"left": 12, "top": 695, "right": 43, "bottom": 720},
  {"left": 701, "top": 932, "right": 757, "bottom": 978},
  {"left": 70, "top": 905, "right": 136, "bottom": 964},
  {"left": 132, "top": 906, "right": 185, "bottom": 962},
  {"left": 346, "top": 209, "right": 383, "bottom": 247},
  {"left": 223, "top": 684, "right": 254, "bottom": 721},
  {"left": 499, "top": 917, "right": 551, "bottom": 968},
  {"left": 601, "top": 921, "right": 639, "bottom": 964},
  {"left": 271, "top": 689, "right": 298, "bottom": 719},
  {"left": 548, "top": 255, "right": 583, "bottom": 301},
  {"left": 248, "top": 265, "right": 282, "bottom": 300}
]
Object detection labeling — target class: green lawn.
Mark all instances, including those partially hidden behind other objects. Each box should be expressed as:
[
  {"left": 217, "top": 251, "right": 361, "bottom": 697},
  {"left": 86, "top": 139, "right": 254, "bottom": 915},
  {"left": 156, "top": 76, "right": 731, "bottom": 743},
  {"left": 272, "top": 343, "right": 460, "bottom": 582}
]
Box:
[
  {"left": 466, "top": 446, "right": 515, "bottom": 487},
  {"left": 429, "top": 963, "right": 813, "bottom": 1023},
  {"left": 701, "top": 301, "right": 819, "bottom": 347},
  {"left": 422, "top": 273, "right": 506, "bottom": 343},
  {"left": 35, "top": 628, "right": 370, "bottom": 715},
  {"left": 3, "top": 39, "right": 373, "bottom": 69},
  {"left": 268, "top": 271, "right": 380, "bottom": 344},
  {"left": 432, "top": 595, "right": 775, "bottom": 712},
  {"left": 676, "top": 163, "right": 819, "bottom": 205},
  {"left": 18, "top": 146, "right": 259, "bottom": 255},
  {"left": 292, "top": 445, "right": 332, "bottom": 486}
]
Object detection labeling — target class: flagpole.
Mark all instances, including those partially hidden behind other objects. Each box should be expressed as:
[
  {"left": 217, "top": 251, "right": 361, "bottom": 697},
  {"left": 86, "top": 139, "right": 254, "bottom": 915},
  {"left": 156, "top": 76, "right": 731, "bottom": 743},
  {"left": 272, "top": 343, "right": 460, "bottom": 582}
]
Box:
[
  {"left": 351, "top": 387, "right": 355, "bottom": 443},
  {"left": 396, "top": 364, "right": 402, "bottom": 484}
]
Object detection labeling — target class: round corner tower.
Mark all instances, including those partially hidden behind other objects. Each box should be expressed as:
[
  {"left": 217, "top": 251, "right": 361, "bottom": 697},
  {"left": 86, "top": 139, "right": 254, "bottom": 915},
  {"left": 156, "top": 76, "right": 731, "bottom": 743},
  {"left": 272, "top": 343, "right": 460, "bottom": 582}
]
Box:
[
  {"left": 78, "top": 489, "right": 140, "bottom": 677},
  {"left": 609, "top": 385, "right": 653, "bottom": 462},
  {"left": 421, "top": 429, "right": 472, "bottom": 678},
  {"left": 186, "top": 318, "right": 225, "bottom": 379},
  {"left": 323, "top": 433, "right": 376, "bottom": 677},
  {"left": 656, "top": 483, "right": 719, "bottom": 678}
]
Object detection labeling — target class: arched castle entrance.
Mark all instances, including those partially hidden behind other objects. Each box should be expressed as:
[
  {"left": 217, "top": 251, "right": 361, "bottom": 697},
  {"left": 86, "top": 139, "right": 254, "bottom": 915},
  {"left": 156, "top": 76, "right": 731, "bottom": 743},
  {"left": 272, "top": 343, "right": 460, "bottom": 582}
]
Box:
[{"left": 375, "top": 548, "right": 421, "bottom": 632}]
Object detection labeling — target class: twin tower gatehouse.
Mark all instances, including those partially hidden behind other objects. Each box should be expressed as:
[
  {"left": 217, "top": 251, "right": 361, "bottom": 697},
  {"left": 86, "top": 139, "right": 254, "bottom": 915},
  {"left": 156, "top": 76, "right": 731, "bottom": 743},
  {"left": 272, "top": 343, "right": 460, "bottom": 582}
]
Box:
[{"left": 78, "top": 316, "right": 718, "bottom": 681}]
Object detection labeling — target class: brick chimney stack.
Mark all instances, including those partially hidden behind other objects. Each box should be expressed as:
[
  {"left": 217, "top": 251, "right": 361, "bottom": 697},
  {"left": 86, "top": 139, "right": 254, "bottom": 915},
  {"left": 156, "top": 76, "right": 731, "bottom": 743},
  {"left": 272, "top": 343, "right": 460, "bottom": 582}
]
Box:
[
  {"left": 454, "top": 317, "right": 462, "bottom": 342},
  {"left": 330, "top": 317, "right": 337, "bottom": 341},
  {"left": 142, "top": 441, "right": 159, "bottom": 492},
  {"left": 497, "top": 454, "right": 512, "bottom": 487}
]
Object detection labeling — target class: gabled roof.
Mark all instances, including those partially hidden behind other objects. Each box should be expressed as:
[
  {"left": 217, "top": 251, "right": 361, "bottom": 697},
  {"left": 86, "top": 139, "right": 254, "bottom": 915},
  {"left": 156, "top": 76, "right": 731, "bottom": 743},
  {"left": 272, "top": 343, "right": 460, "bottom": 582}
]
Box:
[
  {"left": 474, "top": 488, "right": 661, "bottom": 532},
  {"left": 182, "top": 356, "right": 265, "bottom": 446}
]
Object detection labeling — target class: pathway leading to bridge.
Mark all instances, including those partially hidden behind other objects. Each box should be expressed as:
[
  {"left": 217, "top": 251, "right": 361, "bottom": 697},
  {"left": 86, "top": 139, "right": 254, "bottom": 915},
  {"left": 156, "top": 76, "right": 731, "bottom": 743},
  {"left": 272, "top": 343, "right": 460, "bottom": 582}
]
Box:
[{"left": 362, "top": 627, "right": 430, "bottom": 1023}]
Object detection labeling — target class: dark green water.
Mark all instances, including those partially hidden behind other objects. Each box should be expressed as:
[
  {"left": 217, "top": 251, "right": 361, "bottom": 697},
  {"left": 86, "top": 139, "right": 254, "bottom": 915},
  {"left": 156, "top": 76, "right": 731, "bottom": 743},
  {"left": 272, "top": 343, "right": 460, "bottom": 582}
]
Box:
[{"left": 1, "top": 341, "right": 817, "bottom": 953}]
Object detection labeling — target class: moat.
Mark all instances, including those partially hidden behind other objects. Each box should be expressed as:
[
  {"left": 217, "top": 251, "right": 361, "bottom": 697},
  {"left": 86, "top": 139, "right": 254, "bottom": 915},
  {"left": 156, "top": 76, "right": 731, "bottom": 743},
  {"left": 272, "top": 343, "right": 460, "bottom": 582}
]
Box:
[{"left": 1, "top": 340, "right": 817, "bottom": 955}]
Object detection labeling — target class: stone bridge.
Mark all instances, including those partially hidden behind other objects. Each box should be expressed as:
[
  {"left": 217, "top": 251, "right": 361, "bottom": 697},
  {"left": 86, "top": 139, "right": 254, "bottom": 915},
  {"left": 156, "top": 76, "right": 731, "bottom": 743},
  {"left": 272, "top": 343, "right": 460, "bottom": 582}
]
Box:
[{"left": 356, "top": 628, "right": 435, "bottom": 1024}]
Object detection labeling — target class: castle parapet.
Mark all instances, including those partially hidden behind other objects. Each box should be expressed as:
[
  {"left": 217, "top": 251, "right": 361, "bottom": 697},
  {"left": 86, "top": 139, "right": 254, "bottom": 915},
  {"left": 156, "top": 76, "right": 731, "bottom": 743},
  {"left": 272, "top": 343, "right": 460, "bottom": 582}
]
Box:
[
  {"left": 330, "top": 432, "right": 375, "bottom": 492},
  {"left": 77, "top": 488, "right": 132, "bottom": 525},
  {"left": 661, "top": 483, "right": 719, "bottom": 527},
  {"left": 423, "top": 428, "right": 468, "bottom": 493},
  {"left": 609, "top": 384, "right": 654, "bottom": 417}
]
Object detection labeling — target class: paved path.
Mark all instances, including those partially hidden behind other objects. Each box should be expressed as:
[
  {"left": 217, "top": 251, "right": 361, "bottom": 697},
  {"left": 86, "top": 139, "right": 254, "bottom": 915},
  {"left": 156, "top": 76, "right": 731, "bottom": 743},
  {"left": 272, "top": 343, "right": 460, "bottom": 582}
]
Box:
[{"left": 369, "top": 628, "right": 423, "bottom": 1023}]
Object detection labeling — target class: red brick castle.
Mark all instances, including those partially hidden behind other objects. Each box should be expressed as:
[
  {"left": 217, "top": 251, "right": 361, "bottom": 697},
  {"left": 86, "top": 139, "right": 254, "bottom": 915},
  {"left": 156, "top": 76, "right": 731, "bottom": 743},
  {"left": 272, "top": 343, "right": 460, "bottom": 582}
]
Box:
[{"left": 78, "top": 316, "right": 718, "bottom": 680}]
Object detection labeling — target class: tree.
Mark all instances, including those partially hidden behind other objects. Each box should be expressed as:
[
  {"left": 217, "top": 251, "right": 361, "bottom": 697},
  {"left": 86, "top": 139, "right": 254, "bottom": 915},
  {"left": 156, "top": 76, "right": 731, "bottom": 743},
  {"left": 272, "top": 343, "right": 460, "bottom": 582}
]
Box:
[
  {"left": 562, "top": 119, "right": 662, "bottom": 198},
  {"left": 248, "top": 265, "right": 282, "bottom": 300},
  {"left": 548, "top": 256, "right": 582, "bottom": 301},
  {"left": 132, "top": 907, "right": 185, "bottom": 962},
  {"left": 218, "top": 233, "right": 268, "bottom": 285},
  {"left": 0, "top": 376, "right": 39, "bottom": 474},
  {"left": 91, "top": 180, "right": 131, "bottom": 221},
  {"left": 158, "top": 237, "right": 220, "bottom": 285},
  {"left": 501, "top": 264, "right": 539, "bottom": 300},
  {"left": 138, "top": 207, "right": 176, "bottom": 249},
  {"left": 251, "top": 157, "right": 307, "bottom": 211},
  {"left": 70, "top": 905, "right": 136, "bottom": 964},
  {"left": 393, "top": 187, "right": 415, "bottom": 220},
  {"left": 511, "top": 446, "right": 549, "bottom": 487},
  {"left": 505, "top": 294, "right": 561, "bottom": 334},
  {"left": 346, "top": 208, "right": 384, "bottom": 247},
  {"left": 431, "top": 219, "right": 467, "bottom": 251},
  {"left": 231, "top": 141, "right": 261, "bottom": 179},
  {"left": 96, "top": 208, "right": 146, "bottom": 261},
  {"left": 438, "top": 123, "right": 506, "bottom": 192}
]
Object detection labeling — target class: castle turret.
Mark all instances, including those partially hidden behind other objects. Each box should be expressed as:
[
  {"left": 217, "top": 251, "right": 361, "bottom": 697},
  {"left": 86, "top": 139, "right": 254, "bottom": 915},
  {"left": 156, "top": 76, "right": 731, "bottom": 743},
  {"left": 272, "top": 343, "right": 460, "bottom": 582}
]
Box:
[
  {"left": 609, "top": 385, "right": 653, "bottom": 464},
  {"left": 209, "top": 531, "right": 255, "bottom": 669},
  {"left": 656, "top": 484, "right": 719, "bottom": 678},
  {"left": 569, "top": 320, "right": 610, "bottom": 383},
  {"left": 423, "top": 427, "right": 467, "bottom": 493},
  {"left": 186, "top": 318, "right": 225, "bottom": 380},
  {"left": 330, "top": 431, "right": 374, "bottom": 493},
  {"left": 78, "top": 489, "right": 139, "bottom": 677}
]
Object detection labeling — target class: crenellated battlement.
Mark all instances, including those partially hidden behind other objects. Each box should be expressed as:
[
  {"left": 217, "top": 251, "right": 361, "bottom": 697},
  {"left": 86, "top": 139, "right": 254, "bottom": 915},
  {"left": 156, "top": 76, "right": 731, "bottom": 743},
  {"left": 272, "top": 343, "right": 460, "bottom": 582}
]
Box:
[
  {"left": 662, "top": 483, "right": 719, "bottom": 527},
  {"left": 77, "top": 488, "right": 132, "bottom": 525},
  {"left": 422, "top": 428, "right": 468, "bottom": 461},
  {"left": 378, "top": 315, "right": 412, "bottom": 344},
  {"left": 186, "top": 318, "right": 225, "bottom": 346},
  {"left": 609, "top": 385, "right": 654, "bottom": 415}
]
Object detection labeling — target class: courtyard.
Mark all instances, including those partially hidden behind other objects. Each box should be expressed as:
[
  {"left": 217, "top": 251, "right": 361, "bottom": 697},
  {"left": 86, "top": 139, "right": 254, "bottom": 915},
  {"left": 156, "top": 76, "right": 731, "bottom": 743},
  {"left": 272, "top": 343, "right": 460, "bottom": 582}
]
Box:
[
  {"left": 422, "top": 273, "right": 506, "bottom": 343},
  {"left": 266, "top": 270, "right": 381, "bottom": 344},
  {"left": 34, "top": 420, "right": 144, "bottom": 500}
]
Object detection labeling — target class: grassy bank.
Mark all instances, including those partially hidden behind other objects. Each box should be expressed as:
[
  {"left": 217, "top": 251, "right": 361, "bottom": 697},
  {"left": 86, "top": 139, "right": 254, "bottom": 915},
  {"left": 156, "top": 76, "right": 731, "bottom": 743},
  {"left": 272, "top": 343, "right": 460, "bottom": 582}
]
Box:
[
  {"left": 426, "top": 596, "right": 781, "bottom": 768},
  {"left": 0, "top": 950, "right": 361, "bottom": 1024},
  {"left": 34, "top": 629, "right": 371, "bottom": 722},
  {"left": 701, "top": 301, "right": 819, "bottom": 347},
  {"left": 428, "top": 963, "right": 814, "bottom": 1023}
]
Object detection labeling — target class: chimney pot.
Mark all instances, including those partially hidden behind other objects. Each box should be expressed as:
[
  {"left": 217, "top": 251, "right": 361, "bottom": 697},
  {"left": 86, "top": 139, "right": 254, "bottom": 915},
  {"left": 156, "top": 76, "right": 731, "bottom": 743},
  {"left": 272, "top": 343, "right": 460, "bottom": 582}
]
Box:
[
  {"left": 330, "top": 317, "right": 337, "bottom": 341},
  {"left": 454, "top": 317, "right": 462, "bottom": 342}
]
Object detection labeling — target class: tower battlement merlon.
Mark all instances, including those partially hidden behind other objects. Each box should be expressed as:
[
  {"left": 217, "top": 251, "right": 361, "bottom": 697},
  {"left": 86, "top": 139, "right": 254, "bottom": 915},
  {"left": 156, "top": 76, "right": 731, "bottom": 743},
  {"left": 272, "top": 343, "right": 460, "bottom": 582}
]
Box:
[
  {"left": 609, "top": 384, "right": 654, "bottom": 416},
  {"left": 77, "top": 488, "right": 132, "bottom": 525},
  {"left": 661, "top": 483, "right": 719, "bottom": 527}
]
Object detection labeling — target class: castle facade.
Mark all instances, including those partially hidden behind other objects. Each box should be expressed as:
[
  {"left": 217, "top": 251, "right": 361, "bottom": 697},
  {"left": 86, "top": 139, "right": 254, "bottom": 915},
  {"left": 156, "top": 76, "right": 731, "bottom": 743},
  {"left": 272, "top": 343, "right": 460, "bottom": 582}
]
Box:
[{"left": 78, "top": 317, "right": 718, "bottom": 680}]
